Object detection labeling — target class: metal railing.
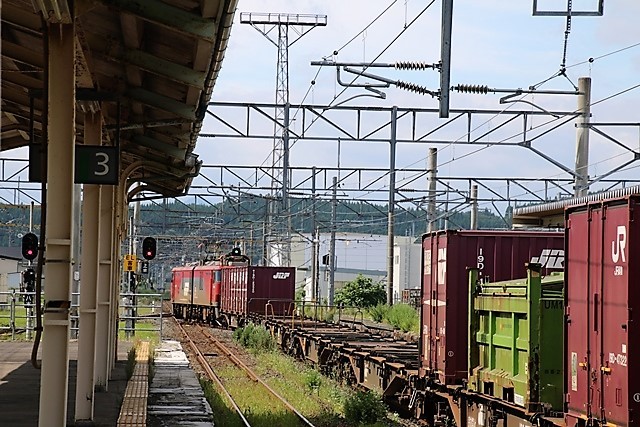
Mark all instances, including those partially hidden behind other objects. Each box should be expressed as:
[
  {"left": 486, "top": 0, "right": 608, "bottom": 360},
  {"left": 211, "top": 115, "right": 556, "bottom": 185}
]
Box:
[
  {"left": 0, "top": 290, "right": 37, "bottom": 340},
  {"left": 119, "top": 292, "right": 164, "bottom": 340},
  {"left": 0, "top": 290, "right": 163, "bottom": 341}
]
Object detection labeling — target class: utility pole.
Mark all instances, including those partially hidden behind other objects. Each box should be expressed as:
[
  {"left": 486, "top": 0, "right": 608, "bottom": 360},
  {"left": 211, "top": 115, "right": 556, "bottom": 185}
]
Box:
[
  {"left": 311, "top": 167, "right": 318, "bottom": 302},
  {"left": 329, "top": 176, "right": 337, "bottom": 306},
  {"left": 574, "top": 77, "right": 591, "bottom": 197},
  {"left": 470, "top": 184, "right": 478, "bottom": 230},
  {"left": 241, "top": 12, "right": 327, "bottom": 266},
  {"left": 444, "top": 182, "right": 450, "bottom": 230},
  {"left": 427, "top": 148, "right": 438, "bottom": 233},
  {"left": 439, "top": 0, "right": 454, "bottom": 118},
  {"left": 387, "top": 106, "right": 397, "bottom": 305}
]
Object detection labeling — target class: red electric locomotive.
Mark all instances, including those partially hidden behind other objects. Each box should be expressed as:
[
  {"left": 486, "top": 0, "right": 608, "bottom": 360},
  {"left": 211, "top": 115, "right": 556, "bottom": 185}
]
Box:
[{"left": 170, "top": 248, "right": 296, "bottom": 327}]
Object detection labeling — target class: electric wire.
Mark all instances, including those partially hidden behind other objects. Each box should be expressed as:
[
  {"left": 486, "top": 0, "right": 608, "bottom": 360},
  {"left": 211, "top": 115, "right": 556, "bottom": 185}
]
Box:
[{"left": 248, "top": 0, "right": 404, "bottom": 184}]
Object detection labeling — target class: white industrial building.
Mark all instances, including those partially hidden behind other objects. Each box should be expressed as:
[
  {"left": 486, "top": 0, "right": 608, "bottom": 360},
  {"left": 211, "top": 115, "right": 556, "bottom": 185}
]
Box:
[
  {"left": 392, "top": 236, "right": 422, "bottom": 303},
  {"left": 0, "top": 247, "right": 24, "bottom": 303},
  {"left": 289, "top": 232, "right": 422, "bottom": 303}
]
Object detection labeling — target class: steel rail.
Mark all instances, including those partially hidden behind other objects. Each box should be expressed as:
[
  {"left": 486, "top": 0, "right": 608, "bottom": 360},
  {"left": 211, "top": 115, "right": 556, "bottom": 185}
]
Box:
[
  {"left": 197, "top": 324, "right": 316, "bottom": 427},
  {"left": 174, "top": 319, "right": 251, "bottom": 427}
]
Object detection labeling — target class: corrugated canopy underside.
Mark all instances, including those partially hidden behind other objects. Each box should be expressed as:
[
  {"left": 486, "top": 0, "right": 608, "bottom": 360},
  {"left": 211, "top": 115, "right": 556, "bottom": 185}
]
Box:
[{"left": 1, "top": 0, "right": 237, "bottom": 198}]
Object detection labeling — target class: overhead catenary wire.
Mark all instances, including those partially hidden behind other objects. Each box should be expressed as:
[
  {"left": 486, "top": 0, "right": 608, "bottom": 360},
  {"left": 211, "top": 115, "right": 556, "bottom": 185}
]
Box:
[{"left": 248, "top": 0, "right": 405, "bottom": 184}]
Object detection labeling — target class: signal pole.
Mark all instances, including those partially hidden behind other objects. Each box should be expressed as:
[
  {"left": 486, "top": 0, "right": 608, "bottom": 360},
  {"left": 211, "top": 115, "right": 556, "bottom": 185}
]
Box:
[{"left": 386, "top": 107, "right": 397, "bottom": 305}]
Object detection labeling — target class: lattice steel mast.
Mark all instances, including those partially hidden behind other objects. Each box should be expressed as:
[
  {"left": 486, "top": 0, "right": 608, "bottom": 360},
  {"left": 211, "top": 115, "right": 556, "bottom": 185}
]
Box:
[{"left": 241, "top": 12, "right": 326, "bottom": 266}]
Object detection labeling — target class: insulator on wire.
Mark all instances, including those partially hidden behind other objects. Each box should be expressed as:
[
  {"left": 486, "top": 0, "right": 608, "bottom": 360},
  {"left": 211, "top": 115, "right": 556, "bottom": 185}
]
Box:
[
  {"left": 452, "top": 84, "right": 490, "bottom": 94},
  {"left": 395, "top": 80, "right": 436, "bottom": 97},
  {"left": 395, "top": 61, "right": 433, "bottom": 70}
]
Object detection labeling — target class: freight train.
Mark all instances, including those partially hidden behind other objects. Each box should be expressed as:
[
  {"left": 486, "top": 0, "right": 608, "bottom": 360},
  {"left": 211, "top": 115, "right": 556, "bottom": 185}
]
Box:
[
  {"left": 171, "top": 194, "right": 639, "bottom": 427},
  {"left": 409, "top": 198, "right": 637, "bottom": 427},
  {"left": 171, "top": 248, "right": 296, "bottom": 328}
]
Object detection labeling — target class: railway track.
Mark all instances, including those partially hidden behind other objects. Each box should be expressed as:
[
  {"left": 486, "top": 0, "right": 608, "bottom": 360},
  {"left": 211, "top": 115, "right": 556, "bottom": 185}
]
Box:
[{"left": 173, "top": 317, "right": 315, "bottom": 427}]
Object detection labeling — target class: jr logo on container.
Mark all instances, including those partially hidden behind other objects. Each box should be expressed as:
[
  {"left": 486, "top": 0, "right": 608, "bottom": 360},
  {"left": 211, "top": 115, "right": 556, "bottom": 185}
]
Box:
[
  {"left": 530, "top": 249, "right": 564, "bottom": 269},
  {"left": 612, "top": 225, "right": 626, "bottom": 276},
  {"left": 273, "top": 272, "right": 290, "bottom": 279}
]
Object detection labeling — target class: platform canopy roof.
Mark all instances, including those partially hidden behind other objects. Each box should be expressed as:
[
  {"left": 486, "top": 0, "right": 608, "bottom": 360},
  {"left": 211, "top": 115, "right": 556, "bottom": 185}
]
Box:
[{"left": 1, "top": 0, "right": 237, "bottom": 198}]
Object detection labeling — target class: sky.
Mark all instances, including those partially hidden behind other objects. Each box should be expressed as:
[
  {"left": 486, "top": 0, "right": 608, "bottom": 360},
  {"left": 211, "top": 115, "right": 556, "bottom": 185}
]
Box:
[
  {"left": 195, "top": 0, "right": 640, "bottom": 212},
  {"left": 2, "top": 0, "right": 640, "bottom": 214}
]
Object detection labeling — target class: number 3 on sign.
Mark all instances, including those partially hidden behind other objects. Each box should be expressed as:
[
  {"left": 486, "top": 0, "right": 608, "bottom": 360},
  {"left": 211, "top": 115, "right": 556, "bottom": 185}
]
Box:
[{"left": 95, "top": 152, "right": 109, "bottom": 176}]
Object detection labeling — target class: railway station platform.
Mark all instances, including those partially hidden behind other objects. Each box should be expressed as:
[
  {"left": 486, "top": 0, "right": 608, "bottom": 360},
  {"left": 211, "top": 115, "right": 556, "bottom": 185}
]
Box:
[
  {"left": 0, "top": 339, "right": 213, "bottom": 426},
  {"left": 0, "top": 340, "right": 132, "bottom": 426}
]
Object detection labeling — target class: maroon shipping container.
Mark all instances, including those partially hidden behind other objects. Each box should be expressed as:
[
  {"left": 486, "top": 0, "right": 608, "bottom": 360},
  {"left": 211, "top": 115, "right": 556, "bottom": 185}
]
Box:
[
  {"left": 420, "top": 230, "right": 564, "bottom": 385},
  {"left": 565, "top": 197, "right": 640, "bottom": 427},
  {"left": 220, "top": 266, "right": 296, "bottom": 316}
]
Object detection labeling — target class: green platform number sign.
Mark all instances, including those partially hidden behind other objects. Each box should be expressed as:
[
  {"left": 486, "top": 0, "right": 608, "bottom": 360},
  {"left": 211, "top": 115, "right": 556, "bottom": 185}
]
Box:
[
  {"left": 75, "top": 146, "right": 118, "bottom": 184},
  {"left": 29, "top": 144, "right": 119, "bottom": 185}
]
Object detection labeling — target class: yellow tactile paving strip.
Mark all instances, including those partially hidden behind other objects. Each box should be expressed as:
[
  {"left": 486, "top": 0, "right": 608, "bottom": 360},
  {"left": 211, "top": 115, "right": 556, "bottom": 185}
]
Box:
[{"left": 117, "top": 342, "right": 150, "bottom": 427}]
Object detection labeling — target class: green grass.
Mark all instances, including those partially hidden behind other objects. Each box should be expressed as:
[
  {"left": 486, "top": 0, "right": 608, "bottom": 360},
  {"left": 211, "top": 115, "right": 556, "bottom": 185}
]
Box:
[
  {"left": 0, "top": 304, "right": 35, "bottom": 329},
  {"left": 200, "top": 378, "right": 245, "bottom": 427},
  {"left": 253, "top": 352, "right": 347, "bottom": 422},
  {"left": 118, "top": 320, "right": 160, "bottom": 342},
  {"left": 201, "top": 329, "right": 408, "bottom": 426},
  {"left": 203, "top": 364, "right": 303, "bottom": 427},
  {"left": 384, "top": 304, "right": 419, "bottom": 333}
]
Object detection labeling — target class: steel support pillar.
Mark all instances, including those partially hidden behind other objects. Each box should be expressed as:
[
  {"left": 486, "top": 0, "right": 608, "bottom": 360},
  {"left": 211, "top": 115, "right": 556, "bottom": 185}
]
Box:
[
  {"left": 310, "top": 167, "right": 317, "bottom": 302},
  {"left": 470, "top": 184, "right": 478, "bottom": 229},
  {"left": 439, "top": 0, "right": 453, "bottom": 118},
  {"left": 109, "top": 194, "right": 119, "bottom": 373},
  {"left": 386, "top": 107, "right": 397, "bottom": 305},
  {"left": 75, "top": 112, "right": 102, "bottom": 420},
  {"left": 328, "top": 176, "right": 337, "bottom": 306},
  {"left": 427, "top": 148, "right": 438, "bottom": 233},
  {"left": 96, "top": 185, "right": 114, "bottom": 385},
  {"left": 109, "top": 186, "right": 124, "bottom": 374},
  {"left": 39, "top": 21, "right": 76, "bottom": 427},
  {"left": 574, "top": 77, "right": 591, "bottom": 197}
]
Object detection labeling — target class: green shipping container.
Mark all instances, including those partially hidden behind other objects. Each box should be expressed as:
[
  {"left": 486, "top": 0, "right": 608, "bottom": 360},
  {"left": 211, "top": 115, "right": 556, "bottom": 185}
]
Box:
[{"left": 467, "top": 264, "right": 564, "bottom": 412}]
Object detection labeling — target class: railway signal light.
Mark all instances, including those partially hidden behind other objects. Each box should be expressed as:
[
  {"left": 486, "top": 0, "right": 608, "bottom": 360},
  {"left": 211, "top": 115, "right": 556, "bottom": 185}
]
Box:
[
  {"left": 21, "top": 232, "right": 38, "bottom": 261},
  {"left": 142, "top": 237, "right": 156, "bottom": 260}
]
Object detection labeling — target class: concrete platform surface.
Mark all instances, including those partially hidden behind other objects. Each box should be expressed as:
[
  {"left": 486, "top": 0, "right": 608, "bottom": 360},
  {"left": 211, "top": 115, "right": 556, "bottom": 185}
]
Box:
[
  {"left": 147, "top": 340, "right": 214, "bottom": 427},
  {"left": 0, "top": 340, "right": 131, "bottom": 427}
]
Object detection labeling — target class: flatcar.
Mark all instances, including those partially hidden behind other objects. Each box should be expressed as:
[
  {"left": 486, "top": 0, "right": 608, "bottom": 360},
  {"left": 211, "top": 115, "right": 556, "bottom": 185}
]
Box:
[{"left": 171, "top": 248, "right": 296, "bottom": 327}]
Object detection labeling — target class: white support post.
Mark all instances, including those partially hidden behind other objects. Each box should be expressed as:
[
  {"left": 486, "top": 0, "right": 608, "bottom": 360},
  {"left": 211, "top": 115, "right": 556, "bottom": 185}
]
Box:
[
  {"left": 427, "top": 148, "right": 438, "bottom": 233},
  {"left": 39, "top": 22, "right": 76, "bottom": 427},
  {"left": 75, "top": 113, "right": 102, "bottom": 420},
  {"left": 470, "top": 184, "right": 479, "bottom": 230},
  {"left": 95, "top": 184, "right": 114, "bottom": 386},
  {"left": 574, "top": 77, "right": 591, "bottom": 197}
]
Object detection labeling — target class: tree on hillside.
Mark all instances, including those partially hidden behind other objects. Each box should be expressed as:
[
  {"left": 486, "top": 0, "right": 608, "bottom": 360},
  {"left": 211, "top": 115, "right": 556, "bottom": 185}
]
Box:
[{"left": 334, "top": 274, "right": 386, "bottom": 308}]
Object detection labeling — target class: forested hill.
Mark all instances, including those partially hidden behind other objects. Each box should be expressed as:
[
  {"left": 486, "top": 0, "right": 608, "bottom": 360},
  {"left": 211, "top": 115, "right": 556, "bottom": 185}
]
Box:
[
  {"left": 119, "top": 197, "right": 512, "bottom": 237},
  {"left": 0, "top": 197, "right": 512, "bottom": 246}
]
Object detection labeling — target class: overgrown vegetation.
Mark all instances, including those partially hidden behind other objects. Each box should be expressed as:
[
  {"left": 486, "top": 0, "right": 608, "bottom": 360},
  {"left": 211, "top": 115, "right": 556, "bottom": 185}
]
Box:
[
  {"left": 304, "top": 369, "right": 323, "bottom": 394},
  {"left": 368, "top": 303, "right": 388, "bottom": 323},
  {"left": 199, "top": 378, "right": 245, "bottom": 427},
  {"left": 335, "top": 275, "right": 386, "bottom": 309},
  {"left": 365, "top": 303, "right": 419, "bottom": 333},
  {"left": 385, "top": 304, "right": 419, "bottom": 333},
  {"left": 199, "top": 330, "right": 408, "bottom": 426},
  {"left": 344, "top": 390, "right": 388, "bottom": 425},
  {"left": 232, "top": 324, "right": 276, "bottom": 353}
]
